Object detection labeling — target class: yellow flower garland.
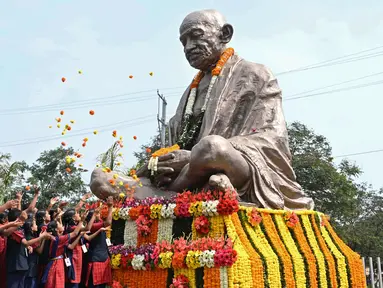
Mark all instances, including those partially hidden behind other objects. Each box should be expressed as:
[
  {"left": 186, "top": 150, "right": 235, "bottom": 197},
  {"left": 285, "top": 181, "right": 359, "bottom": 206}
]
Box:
[
  {"left": 209, "top": 216, "right": 225, "bottom": 238},
  {"left": 324, "top": 217, "right": 366, "bottom": 288},
  {"left": 260, "top": 212, "right": 296, "bottom": 288},
  {"left": 300, "top": 215, "right": 328, "bottom": 288},
  {"left": 223, "top": 215, "right": 253, "bottom": 288},
  {"left": 231, "top": 213, "right": 264, "bottom": 288},
  {"left": 242, "top": 218, "right": 281, "bottom": 288},
  {"left": 274, "top": 214, "right": 307, "bottom": 287},
  {"left": 320, "top": 223, "right": 349, "bottom": 288}
]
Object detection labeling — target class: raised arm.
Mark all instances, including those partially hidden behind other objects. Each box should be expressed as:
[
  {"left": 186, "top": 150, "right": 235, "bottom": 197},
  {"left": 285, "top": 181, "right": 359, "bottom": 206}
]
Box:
[
  {"left": 68, "top": 219, "right": 83, "bottom": 239},
  {"left": 104, "top": 196, "right": 114, "bottom": 227},
  {"left": 25, "top": 186, "right": 40, "bottom": 213},
  {"left": 0, "top": 199, "right": 18, "bottom": 213},
  {"left": 75, "top": 193, "right": 91, "bottom": 212},
  {"left": 83, "top": 226, "right": 110, "bottom": 242},
  {"left": 46, "top": 197, "right": 59, "bottom": 213},
  {"left": 67, "top": 231, "right": 87, "bottom": 250}
]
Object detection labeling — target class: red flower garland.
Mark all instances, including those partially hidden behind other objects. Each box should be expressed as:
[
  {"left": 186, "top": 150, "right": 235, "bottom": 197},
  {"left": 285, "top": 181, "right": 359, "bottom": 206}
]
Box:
[
  {"left": 194, "top": 216, "right": 210, "bottom": 235},
  {"left": 170, "top": 274, "right": 190, "bottom": 288}
]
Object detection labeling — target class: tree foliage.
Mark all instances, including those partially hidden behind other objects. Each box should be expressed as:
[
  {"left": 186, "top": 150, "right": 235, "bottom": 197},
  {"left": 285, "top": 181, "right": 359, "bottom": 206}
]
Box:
[
  {"left": 0, "top": 153, "right": 28, "bottom": 203},
  {"left": 27, "top": 147, "right": 87, "bottom": 208}
]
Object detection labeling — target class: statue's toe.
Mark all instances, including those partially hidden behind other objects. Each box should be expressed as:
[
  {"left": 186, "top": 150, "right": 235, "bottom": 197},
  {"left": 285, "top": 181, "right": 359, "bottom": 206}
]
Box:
[{"left": 208, "top": 173, "right": 234, "bottom": 191}]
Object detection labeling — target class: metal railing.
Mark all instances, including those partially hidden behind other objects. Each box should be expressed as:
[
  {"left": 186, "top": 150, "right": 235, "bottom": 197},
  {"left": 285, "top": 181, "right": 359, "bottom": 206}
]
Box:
[{"left": 363, "top": 257, "right": 383, "bottom": 288}]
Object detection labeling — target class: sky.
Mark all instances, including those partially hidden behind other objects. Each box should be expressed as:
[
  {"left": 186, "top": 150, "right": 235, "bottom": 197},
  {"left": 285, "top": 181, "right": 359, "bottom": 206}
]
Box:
[{"left": 1, "top": 0, "right": 383, "bottom": 189}]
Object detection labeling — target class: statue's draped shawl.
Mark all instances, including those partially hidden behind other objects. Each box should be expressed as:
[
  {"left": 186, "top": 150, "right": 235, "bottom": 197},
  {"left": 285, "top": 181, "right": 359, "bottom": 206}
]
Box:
[{"left": 169, "top": 55, "right": 314, "bottom": 210}]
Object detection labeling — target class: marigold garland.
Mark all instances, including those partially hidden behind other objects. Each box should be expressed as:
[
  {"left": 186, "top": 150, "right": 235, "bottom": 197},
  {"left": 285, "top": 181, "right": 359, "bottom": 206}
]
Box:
[
  {"left": 203, "top": 267, "right": 221, "bottom": 288},
  {"left": 241, "top": 214, "right": 281, "bottom": 288},
  {"left": 323, "top": 216, "right": 366, "bottom": 288},
  {"left": 291, "top": 219, "right": 319, "bottom": 288},
  {"left": 223, "top": 215, "right": 253, "bottom": 288},
  {"left": 309, "top": 214, "right": 338, "bottom": 288},
  {"left": 319, "top": 221, "right": 349, "bottom": 288},
  {"left": 300, "top": 215, "right": 328, "bottom": 288},
  {"left": 231, "top": 212, "right": 264, "bottom": 288},
  {"left": 260, "top": 212, "right": 295, "bottom": 288}
]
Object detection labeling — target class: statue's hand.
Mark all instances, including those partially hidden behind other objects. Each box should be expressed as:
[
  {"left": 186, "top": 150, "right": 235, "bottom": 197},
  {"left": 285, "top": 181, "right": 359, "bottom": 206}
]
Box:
[
  {"left": 157, "top": 150, "right": 191, "bottom": 174},
  {"left": 155, "top": 150, "right": 191, "bottom": 187}
]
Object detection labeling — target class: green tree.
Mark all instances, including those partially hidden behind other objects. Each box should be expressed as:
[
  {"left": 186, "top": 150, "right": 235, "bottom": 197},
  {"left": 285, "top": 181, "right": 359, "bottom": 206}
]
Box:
[
  {"left": 27, "top": 147, "right": 87, "bottom": 208},
  {"left": 0, "top": 152, "right": 28, "bottom": 204},
  {"left": 132, "top": 131, "right": 162, "bottom": 170},
  {"left": 288, "top": 122, "right": 365, "bottom": 223}
]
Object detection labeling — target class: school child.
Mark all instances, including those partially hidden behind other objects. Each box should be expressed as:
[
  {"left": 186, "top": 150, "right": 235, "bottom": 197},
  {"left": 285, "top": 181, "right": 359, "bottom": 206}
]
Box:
[
  {"left": 41, "top": 219, "right": 83, "bottom": 288},
  {"left": 23, "top": 219, "right": 48, "bottom": 288},
  {"left": 62, "top": 209, "right": 94, "bottom": 288},
  {"left": 85, "top": 197, "right": 114, "bottom": 288},
  {"left": 6, "top": 209, "right": 52, "bottom": 288}
]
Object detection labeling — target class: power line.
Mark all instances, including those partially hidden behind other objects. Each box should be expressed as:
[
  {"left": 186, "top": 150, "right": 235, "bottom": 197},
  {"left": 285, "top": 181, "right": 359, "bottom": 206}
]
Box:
[
  {"left": 284, "top": 79, "right": 383, "bottom": 101},
  {"left": 276, "top": 45, "right": 383, "bottom": 75},
  {"left": 286, "top": 71, "right": 383, "bottom": 98},
  {"left": 334, "top": 149, "right": 383, "bottom": 158}
]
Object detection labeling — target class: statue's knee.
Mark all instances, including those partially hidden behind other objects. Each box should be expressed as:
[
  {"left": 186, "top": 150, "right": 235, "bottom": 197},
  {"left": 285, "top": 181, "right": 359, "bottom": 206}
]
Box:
[{"left": 192, "top": 135, "right": 229, "bottom": 162}]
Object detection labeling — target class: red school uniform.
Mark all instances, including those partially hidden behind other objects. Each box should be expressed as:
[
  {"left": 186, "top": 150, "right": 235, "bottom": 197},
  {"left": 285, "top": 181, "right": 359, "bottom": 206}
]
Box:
[
  {"left": 85, "top": 222, "right": 112, "bottom": 287},
  {"left": 0, "top": 235, "right": 7, "bottom": 288},
  {"left": 41, "top": 234, "right": 71, "bottom": 288},
  {"left": 65, "top": 226, "right": 84, "bottom": 284}
]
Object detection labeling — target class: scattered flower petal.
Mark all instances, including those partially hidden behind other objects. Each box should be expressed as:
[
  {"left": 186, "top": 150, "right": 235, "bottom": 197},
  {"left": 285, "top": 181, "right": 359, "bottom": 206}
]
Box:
[
  {"left": 93, "top": 130, "right": 98, "bottom": 135},
  {"left": 133, "top": 136, "right": 137, "bottom": 140},
  {"left": 89, "top": 110, "right": 95, "bottom": 115},
  {"left": 60, "top": 110, "right": 64, "bottom": 115},
  {"left": 61, "top": 142, "right": 66, "bottom": 146},
  {"left": 149, "top": 72, "right": 153, "bottom": 76},
  {"left": 61, "top": 77, "right": 66, "bottom": 82},
  {"left": 129, "top": 75, "right": 133, "bottom": 79}
]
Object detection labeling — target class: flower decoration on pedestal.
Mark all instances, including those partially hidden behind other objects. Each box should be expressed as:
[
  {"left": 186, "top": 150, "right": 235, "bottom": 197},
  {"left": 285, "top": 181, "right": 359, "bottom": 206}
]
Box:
[
  {"left": 247, "top": 208, "right": 262, "bottom": 227},
  {"left": 194, "top": 216, "right": 210, "bottom": 235},
  {"left": 285, "top": 211, "right": 299, "bottom": 228},
  {"left": 170, "top": 274, "right": 190, "bottom": 288},
  {"left": 136, "top": 215, "right": 153, "bottom": 236}
]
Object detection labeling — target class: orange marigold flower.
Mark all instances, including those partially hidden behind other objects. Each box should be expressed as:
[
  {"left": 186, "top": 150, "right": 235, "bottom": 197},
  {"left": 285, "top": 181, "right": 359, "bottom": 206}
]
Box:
[
  {"left": 25, "top": 185, "right": 31, "bottom": 191},
  {"left": 108, "top": 179, "right": 116, "bottom": 186},
  {"left": 60, "top": 110, "right": 64, "bottom": 115},
  {"left": 66, "top": 167, "right": 71, "bottom": 173},
  {"left": 146, "top": 148, "right": 151, "bottom": 153}
]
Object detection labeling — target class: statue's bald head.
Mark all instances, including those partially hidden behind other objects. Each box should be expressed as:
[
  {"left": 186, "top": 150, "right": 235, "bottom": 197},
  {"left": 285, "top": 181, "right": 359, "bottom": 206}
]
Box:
[{"left": 179, "top": 10, "right": 234, "bottom": 71}]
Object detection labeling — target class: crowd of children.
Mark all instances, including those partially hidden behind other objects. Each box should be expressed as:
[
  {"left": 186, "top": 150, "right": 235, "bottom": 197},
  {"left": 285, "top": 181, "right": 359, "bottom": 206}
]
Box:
[{"left": 0, "top": 187, "right": 114, "bottom": 288}]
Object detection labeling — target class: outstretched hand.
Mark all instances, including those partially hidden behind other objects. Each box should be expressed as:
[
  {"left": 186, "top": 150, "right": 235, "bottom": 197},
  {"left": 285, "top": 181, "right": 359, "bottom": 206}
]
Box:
[{"left": 106, "top": 196, "right": 114, "bottom": 207}]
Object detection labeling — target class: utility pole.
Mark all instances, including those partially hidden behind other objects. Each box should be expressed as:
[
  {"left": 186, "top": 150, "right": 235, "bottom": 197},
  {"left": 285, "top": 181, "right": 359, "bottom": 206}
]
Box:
[{"left": 157, "top": 89, "right": 167, "bottom": 148}]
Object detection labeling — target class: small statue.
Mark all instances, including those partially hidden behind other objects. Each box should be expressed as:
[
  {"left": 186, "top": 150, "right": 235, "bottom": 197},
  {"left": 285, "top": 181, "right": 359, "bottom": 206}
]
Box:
[{"left": 90, "top": 9, "right": 314, "bottom": 210}]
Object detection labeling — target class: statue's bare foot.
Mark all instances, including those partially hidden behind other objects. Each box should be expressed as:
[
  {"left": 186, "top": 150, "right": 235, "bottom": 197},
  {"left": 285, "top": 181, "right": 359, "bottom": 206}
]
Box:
[{"left": 208, "top": 173, "right": 234, "bottom": 191}]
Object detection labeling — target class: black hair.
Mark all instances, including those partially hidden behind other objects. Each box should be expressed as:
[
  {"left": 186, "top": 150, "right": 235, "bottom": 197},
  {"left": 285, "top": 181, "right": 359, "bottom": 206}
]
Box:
[
  {"left": 35, "top": 210, "right": 46, "bottom": 233},
  {"left": 47, "top": 221, "right": 58, "bottom": 237},
  {"left": 8, "top": 209, "right": 21, "bottom": 222},
  {"left": 62, "top": 209, "right": 76, "bottom": 234},
  {"left": 23, "top": 220, "right": 35, "bottom": 240},
  {"left": 49, "top": 209, "right": 58, "bottom": 220},
  {"left": 0, "top": 212, "right": 8, "bottom": 224}
]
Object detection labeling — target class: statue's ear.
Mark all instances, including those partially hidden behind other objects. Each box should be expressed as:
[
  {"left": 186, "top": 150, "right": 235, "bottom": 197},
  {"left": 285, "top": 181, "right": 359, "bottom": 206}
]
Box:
[{"left": 221, "top": 24, "right": 233, "bottom": 44}]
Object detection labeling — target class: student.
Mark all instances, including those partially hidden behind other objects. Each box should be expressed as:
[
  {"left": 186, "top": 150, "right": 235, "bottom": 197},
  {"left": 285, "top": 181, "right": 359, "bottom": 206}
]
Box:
[
  {"left": 41, "top": 219, "right": 84, "bottom": 288},
  {"left": 85, "top": 197, "right": 114, "bottom": 288},
  {"left": 23, "top": 219, "right": 47, "bottom": 288},
  {"left": 6, "top": 209, "right": 52, "bottom": 288},
  {"left": 62, "top": 208, "right": 94, "bottom": 288},
  {"left": 0, "top": 214, "right": 23, "bottom": 288}
]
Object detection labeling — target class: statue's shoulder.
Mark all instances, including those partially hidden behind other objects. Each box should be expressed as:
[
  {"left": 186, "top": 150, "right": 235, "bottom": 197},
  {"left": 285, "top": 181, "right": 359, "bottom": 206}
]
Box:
[{"left": 236, "top": 57, "right": 276, "bottom": 81}]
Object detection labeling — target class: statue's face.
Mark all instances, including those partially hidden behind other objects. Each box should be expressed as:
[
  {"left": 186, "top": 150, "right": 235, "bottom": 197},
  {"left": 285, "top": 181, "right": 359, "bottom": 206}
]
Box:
[{"left": 180, "top": 21, "right": 224, "bottom": 71}]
